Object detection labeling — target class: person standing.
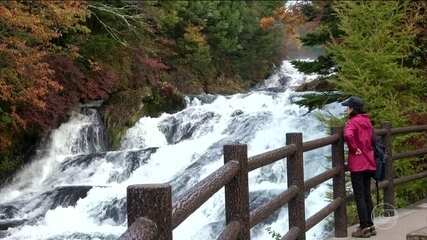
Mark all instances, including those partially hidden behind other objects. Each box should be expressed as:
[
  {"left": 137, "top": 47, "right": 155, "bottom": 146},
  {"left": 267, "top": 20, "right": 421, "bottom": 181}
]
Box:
[{"left": 342, "top": 96, "right": 377, "bottom": 238}]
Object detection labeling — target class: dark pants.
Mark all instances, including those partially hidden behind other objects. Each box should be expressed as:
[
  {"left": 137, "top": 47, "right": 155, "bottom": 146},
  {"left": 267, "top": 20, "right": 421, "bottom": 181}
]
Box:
[{"left": 351, "top": 171, "right": 375, "bottom": 228}]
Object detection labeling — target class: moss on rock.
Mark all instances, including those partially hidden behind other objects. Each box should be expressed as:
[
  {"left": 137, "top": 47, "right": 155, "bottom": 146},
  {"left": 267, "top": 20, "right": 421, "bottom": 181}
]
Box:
[{"left": 101, "top": 85, "right": 185, "bottom": 149}]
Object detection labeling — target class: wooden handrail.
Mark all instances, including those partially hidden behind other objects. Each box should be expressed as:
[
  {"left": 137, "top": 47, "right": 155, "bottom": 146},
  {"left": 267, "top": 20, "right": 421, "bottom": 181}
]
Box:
[
  {"left": 304, "top": 167, "right": 339, "bottom": 192},
  {"left": 302, "top": 134, "right": 339, "bottom": 152},
  {"left": 305, "top": 197, "right": 344, "bottom": 231},
  {"left": 391, "top": 125, "right": 427, "bottom": 135},
  {"left": 121, "top": 123, "right": 427, "bottom": 240},
  {"left": 249, "top": 185, "right": 299, "bottom": 227},
  {"left": 248, "top": 144, "right": 296, "bottom": 171},
  {"left": 172, "top": 160, "right": 239, "bottom": 229},
  {"left": 374, "top": 128, "right": 387, "bottom": 136},
  {"left": 394, "top": 170, "right": 427, "bottom": 185},
  {"left": 392, "top": 147, "right": 427, "bottom": 161}
]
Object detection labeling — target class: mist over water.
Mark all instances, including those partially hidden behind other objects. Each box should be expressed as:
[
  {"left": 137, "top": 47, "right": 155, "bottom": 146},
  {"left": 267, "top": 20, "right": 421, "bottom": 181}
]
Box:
[{"left": 0, "top": 60, "right": 342, "bottom": 240}]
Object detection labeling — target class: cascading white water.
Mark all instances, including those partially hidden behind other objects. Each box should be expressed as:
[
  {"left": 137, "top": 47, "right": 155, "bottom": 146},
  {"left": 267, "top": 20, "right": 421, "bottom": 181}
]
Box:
[{"left": 0, "top": 60, "right": 343, "bottom": 240}]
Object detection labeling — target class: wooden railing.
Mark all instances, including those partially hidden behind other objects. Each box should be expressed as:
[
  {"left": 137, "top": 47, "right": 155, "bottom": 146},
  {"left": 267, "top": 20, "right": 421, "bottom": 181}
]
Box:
[{"left": 119, "top": 123, "right": 427, "bottom": 240}]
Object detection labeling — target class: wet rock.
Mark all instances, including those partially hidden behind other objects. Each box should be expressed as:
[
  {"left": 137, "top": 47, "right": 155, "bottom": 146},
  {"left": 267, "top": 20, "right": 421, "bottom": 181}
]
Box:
[
  {"left": 223, "top": 112, "right": 272, "bottom": 142},
  {"left": 106, "top": 148, "right": 158, "bottom": 183},
  {"left": 94, "top": 197, "right": 127, "bottom": 225},
  {"left": 231, "top": 110, "right": 243, "bottom": 117},
  {"left": 294, "top": 79, "right": 335, "bottom": 92},
  {"left": 278, "top": 75, "right": 291, "bottom": 87},
  {"left": 49, "top": 186, "right": 93, "bottom": 209},
  {"left": 60, "top": 152, "right": 107, "bottom": 172},
  {"left": 189, "top": 94, "right": 218, "bottom": 104},
  {"left": 159, "top": 110, "right": 216, "bottom": 144},
  {"left": 0, "top": 230, "right": 9, "bottom": 238},
  {"left": 159, "top": 117, "right": 180, "bottom": 144},
  {"left": 0, "top": 219, "right": 27, "bottom": 230},
  {"left": 0, "top": 205, "right": 19, "bottom": 220},
  {"left": 0, "top": 185, "right": 93, "bottom": 224},
  {"left": 71, "top": 111, "right": 107, "bottom": 154}
]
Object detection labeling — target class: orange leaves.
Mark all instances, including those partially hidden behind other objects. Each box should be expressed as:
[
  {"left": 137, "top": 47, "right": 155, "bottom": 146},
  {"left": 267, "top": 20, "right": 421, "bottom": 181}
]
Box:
[
  {"left": 275, "top": 5, "right": 304, "bottom": 35},
  {"left": 0, "top": 0, "right": 89, "bottom": 47},
  {"left": 0, "top": 0, "right": 90, "bottom": 132},
  {"left": 259, "top": 4, "right": 304, "bottom": 36},
  {"left": 0, "top": 1, "right": 55, "bottom": 43},
  {"left": 260, "top": 16, "right": 275, "bottom": 30}
]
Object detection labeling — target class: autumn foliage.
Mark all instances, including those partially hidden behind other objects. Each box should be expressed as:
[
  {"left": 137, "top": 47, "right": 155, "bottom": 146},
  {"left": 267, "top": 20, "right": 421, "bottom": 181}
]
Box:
[
  {"left": 0, "top": 0, "right": 119, "bottom": 165},
  {"left": 0, "top": 1, "right": 89, "bottom": 150},
  {"left": 0, "top": 0, "right": 285, "bottom": 180}
]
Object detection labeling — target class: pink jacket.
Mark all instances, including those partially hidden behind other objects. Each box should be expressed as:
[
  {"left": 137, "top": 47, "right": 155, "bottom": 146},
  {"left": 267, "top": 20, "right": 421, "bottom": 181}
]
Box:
[{"left": 344, "top": 114, "right": 376, "bottom": 172}]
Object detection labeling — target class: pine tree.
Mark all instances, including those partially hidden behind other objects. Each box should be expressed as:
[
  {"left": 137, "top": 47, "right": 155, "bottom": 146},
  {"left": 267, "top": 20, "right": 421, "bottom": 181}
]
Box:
[{"left": 290, "top": 1, "right": 346, "bottom": 110}]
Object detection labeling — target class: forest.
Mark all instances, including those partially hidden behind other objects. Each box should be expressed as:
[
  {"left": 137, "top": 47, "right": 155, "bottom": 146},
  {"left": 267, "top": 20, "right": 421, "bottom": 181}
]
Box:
[{"left": 0, "top": 0, "right": 286, "bottom": 180}]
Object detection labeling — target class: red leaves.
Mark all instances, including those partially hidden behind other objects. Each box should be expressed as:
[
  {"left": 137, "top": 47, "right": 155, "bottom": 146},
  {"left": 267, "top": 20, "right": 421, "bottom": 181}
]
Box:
[
  {"left": 0, "top": 0, "right": 90, "bottom": 149},
  {"left": 141, "top": 57, "right": 169, "bottom": 71},
  {"left": 34, "top": 56, "right": 118, "bottom": 128}
]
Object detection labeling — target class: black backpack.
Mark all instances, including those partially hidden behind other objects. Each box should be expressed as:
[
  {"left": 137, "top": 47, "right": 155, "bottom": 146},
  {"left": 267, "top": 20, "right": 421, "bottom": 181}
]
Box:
[
  {"left": 371, "top": 131, "right": 388, "bottom": 203},
  {"left": 372, "top": 132, "right": 387, "bottom": 181}
]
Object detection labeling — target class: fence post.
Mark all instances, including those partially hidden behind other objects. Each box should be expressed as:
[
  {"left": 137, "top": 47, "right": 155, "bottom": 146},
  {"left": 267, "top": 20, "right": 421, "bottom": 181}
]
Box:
[
  {"left": 127, "top": 184, "right": 173, "bottom": 240},
  {"left": 286, "top": 133, "right": 306, "bottom": 240},
  {"left": 331, "top": 127, "right": 347, "bottom": 237},
  {"left": 224, "top": 144, "right": 250, "bottom": 240},
  {"left": 382, "top": 122, "right": 395, "bottom": 216}
]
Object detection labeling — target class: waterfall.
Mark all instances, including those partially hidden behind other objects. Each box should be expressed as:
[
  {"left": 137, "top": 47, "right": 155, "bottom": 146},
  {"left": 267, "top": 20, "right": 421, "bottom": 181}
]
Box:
[{"left": 0, "top": 60, "right": 343, "bottom": 240}]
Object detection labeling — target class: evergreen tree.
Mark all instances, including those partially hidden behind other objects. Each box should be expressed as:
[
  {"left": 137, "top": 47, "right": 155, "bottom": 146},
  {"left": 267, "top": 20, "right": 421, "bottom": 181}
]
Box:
[
  {"left": 329, "top": 0, "right": 426, "bottom": 125},
  {"left": 290, "top": 0, "right": 346, "bottom": 109}
]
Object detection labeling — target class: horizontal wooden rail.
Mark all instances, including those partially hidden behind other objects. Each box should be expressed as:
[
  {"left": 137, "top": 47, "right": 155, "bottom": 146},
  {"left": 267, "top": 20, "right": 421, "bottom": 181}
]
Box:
[
  {"left": 281, "top": 226, "right": 301, "bottom": 240},
  {"left": 172, "top": 160, "right": 239, "bottom": 229},
  {"left": 305, "top": 197, "right": 343, "bottom": 231},
  {"left": 216, "top": 221, "right": 241, "bottom": 240},
  {"left": 302, "top": 134, "right": 339, "bottom": 152},
  {"left": 247, "top": 144, "right": 296, "bottom": 171},
  {"left": 391, "top": 125, "right": 427, "bottom": 135},
  {"left": 394, "top": 170, "right": 427, "bottom": 185},
  {"left": 119, "top": 217, "right": 158, "bottom": 240},
  {"left": 249, "top": 185, "right": 299, "bottom": 227},
  {"left": 374, "top": 128, "right": 387, "bottom": 136},
  {"left": 392, "top": 147, "right": 427, "bottom": 161},
  {"left": 305, "top": 167, "right": 339, "bottom": 192}
]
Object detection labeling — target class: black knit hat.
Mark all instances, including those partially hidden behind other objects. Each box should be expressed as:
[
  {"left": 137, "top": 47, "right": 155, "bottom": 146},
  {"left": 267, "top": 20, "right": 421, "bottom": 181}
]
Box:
[{"left": 341, "top": 96, "right": 364, "bottom": 109}]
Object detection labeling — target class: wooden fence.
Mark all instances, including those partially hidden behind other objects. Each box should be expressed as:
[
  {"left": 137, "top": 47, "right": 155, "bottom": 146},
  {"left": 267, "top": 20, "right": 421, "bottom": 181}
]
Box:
[{"left": 118, "top": 123, "right": 427, "bottom": 240}]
